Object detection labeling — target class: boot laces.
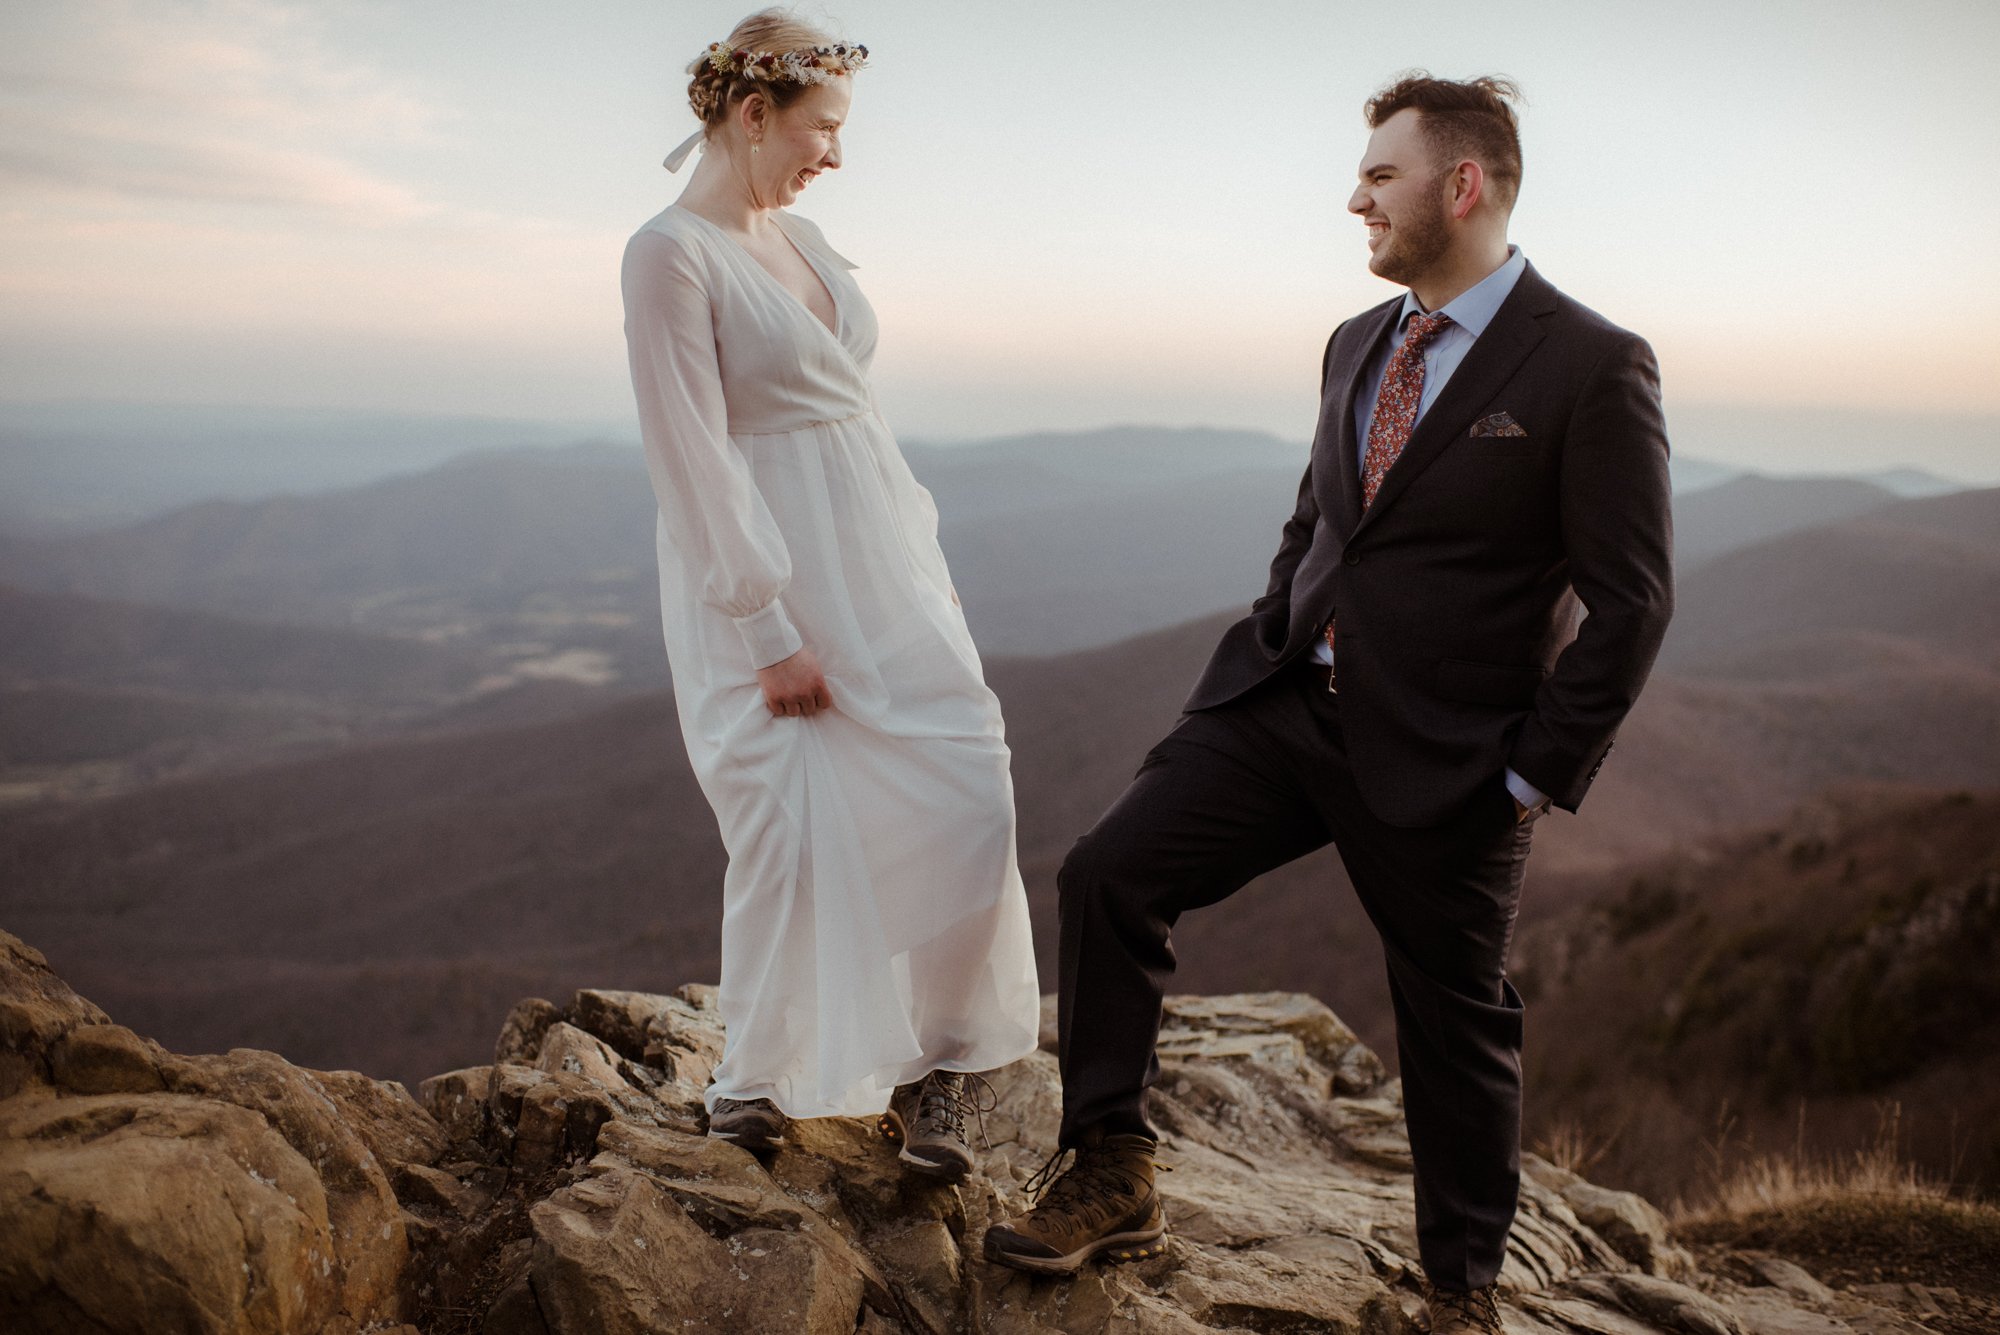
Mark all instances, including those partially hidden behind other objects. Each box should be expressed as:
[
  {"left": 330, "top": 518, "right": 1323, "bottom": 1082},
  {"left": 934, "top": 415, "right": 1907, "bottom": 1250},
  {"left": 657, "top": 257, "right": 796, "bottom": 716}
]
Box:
[
  {"left": 913, "top": 1070, "right": 997, "bottom": 1148},
  {"left": 1022, "top": 1145, "right": 1074, "bottom": 1200},
  {"left": 1021, "top": 1143, "right": 1167, "bottom": 1221},
  {"left": 1427, "top": 1283, "right": 1500, "bottom": 1332}
]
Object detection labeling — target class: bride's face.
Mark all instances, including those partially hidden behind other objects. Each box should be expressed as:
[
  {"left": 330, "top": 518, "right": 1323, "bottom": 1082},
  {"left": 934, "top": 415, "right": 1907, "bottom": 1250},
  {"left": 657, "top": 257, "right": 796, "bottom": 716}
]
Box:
[{"left": 748, "top": 80, "right": 850, "bottom": 208}]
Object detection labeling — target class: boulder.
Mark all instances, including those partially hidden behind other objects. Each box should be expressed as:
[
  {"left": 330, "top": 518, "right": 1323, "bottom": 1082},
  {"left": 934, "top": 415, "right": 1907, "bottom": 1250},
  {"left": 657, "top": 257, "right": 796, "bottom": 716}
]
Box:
[
  {"left": 155, "top": 1045, "right": 414, "bottom": 1317},
  {"left": 1749, "top": 1255, "right": 1836, "bottom": 1305},
  {"left": 47, "top": 1022, "right": 167, "bottom": 1095},
  {"left": 313, "top": 1066, "right": 449, "bottom": 1173},
  {"left": 525, "top": 1157, "right": 872, "bottom": 1335},
  {"left": 0, "top": 928, "right": 1884, "bottom": 1335},
  {"left": 0, "top": 1091, "right": 340, "bottom": 1333},
  {"left": 493, "top": 996, "right": 561, "bottom": 1065},
  {"left": 1565, "top": 1273, "right": 1744, "bottom": 1335},
  {"left": 569, "top": 986, "right": 726, "bottom": 1092},
  {"left": 0, "top": 933, "right": 112, "bottom": 1098},
  {"left": 535, "top": 1021, "right": 634, "bottom": 1092},
  {"left": 1560, "top": 1176, "right": 1697, "bottom": 1279},
  {"left": 0, "top": 932, "right": 426, "bottom": 1333}
]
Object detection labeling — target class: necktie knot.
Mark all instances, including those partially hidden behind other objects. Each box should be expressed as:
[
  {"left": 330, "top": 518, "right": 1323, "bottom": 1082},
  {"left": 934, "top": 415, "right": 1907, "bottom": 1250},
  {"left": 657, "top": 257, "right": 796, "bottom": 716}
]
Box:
[{"left": 1403, "top": 310, "right": 1452, "bottom": 352}]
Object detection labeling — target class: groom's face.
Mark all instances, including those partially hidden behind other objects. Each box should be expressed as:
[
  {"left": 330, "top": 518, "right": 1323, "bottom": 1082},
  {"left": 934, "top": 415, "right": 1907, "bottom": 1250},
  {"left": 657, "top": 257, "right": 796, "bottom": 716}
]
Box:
[{"left": 1349, "top": 108, "right": 1452, "bottom": 288}]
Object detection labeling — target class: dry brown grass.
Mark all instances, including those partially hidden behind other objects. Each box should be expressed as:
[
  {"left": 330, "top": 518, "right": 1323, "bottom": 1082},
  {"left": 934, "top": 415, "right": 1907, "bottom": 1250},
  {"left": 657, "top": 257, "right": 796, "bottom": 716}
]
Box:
[
  {"left": 1674, "top": 1104, "right": 2000, "bottom": 1301},
  {"left": 1676, "top": 1111, "right": 1950, "bottom": 1221},
  {"left": 1530, "top": 1116, "right": 1618, "bottom": 1179}
]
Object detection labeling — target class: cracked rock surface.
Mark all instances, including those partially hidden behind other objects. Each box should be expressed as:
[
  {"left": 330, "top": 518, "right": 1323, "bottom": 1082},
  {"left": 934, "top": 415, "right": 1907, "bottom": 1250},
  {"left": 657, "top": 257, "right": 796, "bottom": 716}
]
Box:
[{"left": 0, "top": 929, "right": 1933, "bottom": 1333}]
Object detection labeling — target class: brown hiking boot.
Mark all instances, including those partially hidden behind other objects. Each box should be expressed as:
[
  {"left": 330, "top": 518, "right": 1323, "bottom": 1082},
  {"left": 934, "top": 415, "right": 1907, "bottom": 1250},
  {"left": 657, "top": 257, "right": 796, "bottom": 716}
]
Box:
[
  {"left": 878, "top": 1071, "right": 995, "bottom": 1181},
  {"left": 706, "top": 1096, "right": 785, "bottom": 1151},
  {"left": 982, "top": 1129, "right": 1167, "bottom": 1274},
  {"left": 1423, "top": 1281, "right": 1502, "bottom": 1335}
]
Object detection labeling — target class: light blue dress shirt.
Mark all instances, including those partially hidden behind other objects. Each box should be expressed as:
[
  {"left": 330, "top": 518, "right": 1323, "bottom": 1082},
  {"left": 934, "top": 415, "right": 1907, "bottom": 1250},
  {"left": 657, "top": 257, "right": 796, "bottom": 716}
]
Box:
[{"left": 1311, "top": 246, "right": 1548, "bottom": 814}]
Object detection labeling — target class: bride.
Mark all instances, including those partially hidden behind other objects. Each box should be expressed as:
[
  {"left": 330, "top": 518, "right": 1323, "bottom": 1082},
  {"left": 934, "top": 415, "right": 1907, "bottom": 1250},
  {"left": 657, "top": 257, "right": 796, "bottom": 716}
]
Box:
[{"left": 620, "top": 8, "right": 1040, "bottom": 1177}]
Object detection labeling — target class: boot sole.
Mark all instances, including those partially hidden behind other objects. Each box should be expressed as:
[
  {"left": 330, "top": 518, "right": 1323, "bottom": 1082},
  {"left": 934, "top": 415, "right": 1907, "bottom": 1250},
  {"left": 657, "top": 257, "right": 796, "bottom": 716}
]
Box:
[
  {"left": 982, "top": 1223, "right": 1169, "bottom": 1275},
  {"left": 707, "top": 1127, "right": 785, "bottom": 1151},
  {"left": 876, "top": 1109, "right": 973, "bottom": 1181}
]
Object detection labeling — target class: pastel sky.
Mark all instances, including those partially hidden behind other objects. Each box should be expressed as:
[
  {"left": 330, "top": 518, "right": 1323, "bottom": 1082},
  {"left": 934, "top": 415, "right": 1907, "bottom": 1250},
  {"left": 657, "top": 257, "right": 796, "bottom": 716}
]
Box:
[{"left": 4, "top": 0, "right": 1997, "bottom": 480}]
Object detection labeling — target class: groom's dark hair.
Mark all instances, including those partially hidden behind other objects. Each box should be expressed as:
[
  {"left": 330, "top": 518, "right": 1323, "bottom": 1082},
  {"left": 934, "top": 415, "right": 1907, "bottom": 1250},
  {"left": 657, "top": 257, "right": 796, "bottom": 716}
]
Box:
[{"left": 1366, "top": 72, "right": 1524, "bottom": 210}]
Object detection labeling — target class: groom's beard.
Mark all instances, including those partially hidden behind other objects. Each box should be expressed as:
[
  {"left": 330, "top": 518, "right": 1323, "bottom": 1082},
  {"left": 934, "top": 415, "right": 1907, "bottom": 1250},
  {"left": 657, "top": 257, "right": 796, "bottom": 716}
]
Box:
[{"left": 1370, "top": 171, "right": 1453, "bottom": 289}]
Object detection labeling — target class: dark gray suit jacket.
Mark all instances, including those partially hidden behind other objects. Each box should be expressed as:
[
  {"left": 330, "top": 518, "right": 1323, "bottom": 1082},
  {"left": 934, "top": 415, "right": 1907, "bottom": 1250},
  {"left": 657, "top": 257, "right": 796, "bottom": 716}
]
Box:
[{"left": 1186, "top": 262, "right": 1674, "bottom": 826}]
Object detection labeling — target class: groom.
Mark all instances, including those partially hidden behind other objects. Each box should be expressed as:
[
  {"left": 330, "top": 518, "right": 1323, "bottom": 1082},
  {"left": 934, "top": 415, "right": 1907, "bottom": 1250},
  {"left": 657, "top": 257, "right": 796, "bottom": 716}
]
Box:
[{"left": 984, "top": 74, "right": 1674, "bottom": 1333}]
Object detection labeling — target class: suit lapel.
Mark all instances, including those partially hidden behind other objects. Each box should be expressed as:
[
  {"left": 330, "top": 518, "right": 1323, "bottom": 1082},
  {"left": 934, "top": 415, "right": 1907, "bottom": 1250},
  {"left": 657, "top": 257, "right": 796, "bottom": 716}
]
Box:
[
  {"left": 1321, "top": 300, "right": 1399, "bottom": 537},
  {"left": 1351, "top": 263, "right": 1559, "bottom": 538}
]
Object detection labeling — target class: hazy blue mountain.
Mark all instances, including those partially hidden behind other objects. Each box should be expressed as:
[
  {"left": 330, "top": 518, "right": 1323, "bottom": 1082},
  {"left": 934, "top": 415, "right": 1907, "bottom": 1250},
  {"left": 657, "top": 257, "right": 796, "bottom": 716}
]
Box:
[
  {"left": 1667, "top": 455, "right": 1741, "bottom": 494},
  {"left": 1661, "top": 486, "right": 2000, "bottom": 676},
  {"left": 942, "top": 466, "right": 1301, "bottom": 654},
  {"left": 1862, "top": 466, "right": 1966, "bottom": 499},
  {"left": 904, "top": 426, "right": 1304, "bottom": 526},
  {"left": 1668, "top": 402, "right": 1998, "bottom": 496},
  {"left": 0, "top": 401, "right": 615, "bottom": 535},
  {"left": 6, "top": 427, "right": 1980, "bottom": 664},
  {"left": 0, "top": 431, "right": 1310, "bottom": 653},
  {"left": 908, "top": 424, "right": 1305, "bottom": 487},
  {"left": 9, "top": 393, "right": 1985, "bottom": 542},
  {"left": 1672, "top": 474, "right": 1898, "bottom": 569},
  {"left": 0, "top": 442, "right": 656, "bottom": 622}
]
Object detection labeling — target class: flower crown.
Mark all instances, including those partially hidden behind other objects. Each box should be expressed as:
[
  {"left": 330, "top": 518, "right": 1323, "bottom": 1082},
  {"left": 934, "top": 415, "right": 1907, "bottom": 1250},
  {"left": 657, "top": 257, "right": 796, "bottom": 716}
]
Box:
[{"left": 689, "top": 41, "right": 869, "bottom": 114}]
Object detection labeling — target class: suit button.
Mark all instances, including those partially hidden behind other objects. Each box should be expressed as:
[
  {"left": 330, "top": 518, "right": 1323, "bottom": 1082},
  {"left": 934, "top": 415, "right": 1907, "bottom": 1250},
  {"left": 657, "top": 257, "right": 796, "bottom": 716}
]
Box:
[{"left": 1343, "top": 551, "right": 1360, "bottom": 566}]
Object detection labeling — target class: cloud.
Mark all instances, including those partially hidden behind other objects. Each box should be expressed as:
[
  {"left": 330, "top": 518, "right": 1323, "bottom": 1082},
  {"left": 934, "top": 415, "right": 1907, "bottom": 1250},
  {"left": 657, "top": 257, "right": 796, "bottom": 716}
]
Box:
[
  {"left": 0, "top": 130, "right": 434, "bottom": 221},
  {"left": 0, "top": 0, "right": 445, "bottom": 222}
]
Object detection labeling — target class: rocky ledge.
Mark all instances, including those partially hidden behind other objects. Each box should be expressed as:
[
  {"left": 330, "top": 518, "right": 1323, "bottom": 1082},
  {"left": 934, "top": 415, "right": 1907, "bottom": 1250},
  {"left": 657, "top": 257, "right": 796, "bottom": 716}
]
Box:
[{"left": 0, "top": 929, "right": 1934, "bottom": 1333}]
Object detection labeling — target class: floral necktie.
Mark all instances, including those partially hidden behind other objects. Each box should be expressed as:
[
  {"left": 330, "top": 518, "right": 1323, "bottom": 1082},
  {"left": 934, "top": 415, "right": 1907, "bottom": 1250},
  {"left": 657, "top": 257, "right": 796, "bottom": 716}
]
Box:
[
  {"left": 1360, "top": 310, "right": 1453, "bottom": 507},
  {"left": 1323, "top": 309, "right": 1455, "bottom": 682}
]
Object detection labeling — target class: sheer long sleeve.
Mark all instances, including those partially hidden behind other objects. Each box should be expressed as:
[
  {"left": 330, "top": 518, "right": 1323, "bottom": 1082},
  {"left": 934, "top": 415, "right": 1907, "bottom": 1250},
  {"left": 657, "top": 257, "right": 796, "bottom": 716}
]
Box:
[{"left": 622, "top": 227, "right": 802, "bottom": 669}]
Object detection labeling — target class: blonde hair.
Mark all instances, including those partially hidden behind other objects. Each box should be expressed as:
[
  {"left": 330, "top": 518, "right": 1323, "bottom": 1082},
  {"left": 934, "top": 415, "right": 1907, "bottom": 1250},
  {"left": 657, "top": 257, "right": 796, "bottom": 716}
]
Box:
[{"left": 687, "top": 9, "right": 840, "bottom": 135}]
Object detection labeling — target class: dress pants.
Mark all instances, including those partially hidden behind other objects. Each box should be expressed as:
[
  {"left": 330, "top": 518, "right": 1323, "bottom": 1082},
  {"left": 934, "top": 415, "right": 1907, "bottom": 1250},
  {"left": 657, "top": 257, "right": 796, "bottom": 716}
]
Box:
[{"left": 1055, "top": 655, "right": 1533, "bottom": 1290}]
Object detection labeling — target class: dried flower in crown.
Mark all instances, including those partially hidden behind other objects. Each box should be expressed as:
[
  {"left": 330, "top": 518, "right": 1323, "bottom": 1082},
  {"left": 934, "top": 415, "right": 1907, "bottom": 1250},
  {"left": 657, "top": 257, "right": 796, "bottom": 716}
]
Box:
[{"left": 696, "top": 40, "right": 869, "bottom": 87}]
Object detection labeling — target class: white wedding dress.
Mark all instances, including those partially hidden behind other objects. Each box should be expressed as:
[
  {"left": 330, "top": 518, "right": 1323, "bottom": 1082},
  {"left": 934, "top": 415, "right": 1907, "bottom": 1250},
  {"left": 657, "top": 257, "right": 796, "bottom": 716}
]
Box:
[{"left": 621, "top": 203, "right": 1041, "bottom": 1118}]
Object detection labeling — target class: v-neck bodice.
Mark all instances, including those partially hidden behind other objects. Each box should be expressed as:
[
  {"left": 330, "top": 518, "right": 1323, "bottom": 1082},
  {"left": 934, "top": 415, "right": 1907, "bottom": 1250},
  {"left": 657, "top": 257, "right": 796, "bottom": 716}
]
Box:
[
  {"left": 629, "top": 205, "right": 879, "bottom": 437},
  {"left": 674, "top": 205, "right": 843, "bottom": 341}
]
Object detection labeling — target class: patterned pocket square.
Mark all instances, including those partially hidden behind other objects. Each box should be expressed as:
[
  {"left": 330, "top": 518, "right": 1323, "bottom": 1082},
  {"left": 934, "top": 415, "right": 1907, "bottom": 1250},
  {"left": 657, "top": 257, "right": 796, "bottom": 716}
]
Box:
[{"left": 1469, "top": 411, "right": 1528, "bottom": 438}]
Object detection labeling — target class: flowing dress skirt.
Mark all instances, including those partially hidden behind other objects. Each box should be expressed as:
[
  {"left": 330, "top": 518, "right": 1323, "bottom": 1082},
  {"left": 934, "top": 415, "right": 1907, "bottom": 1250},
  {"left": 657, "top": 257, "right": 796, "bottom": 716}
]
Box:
[{"left": 657, "top": 408, "right": 1042, "bottom": 1118}]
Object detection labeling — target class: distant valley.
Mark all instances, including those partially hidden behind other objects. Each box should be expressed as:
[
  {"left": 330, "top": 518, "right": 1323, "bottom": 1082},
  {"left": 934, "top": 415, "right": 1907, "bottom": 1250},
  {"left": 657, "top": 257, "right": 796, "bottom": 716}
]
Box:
[
  {"left": 0, "top": 425, "right": 1981, "bottom": 809},
  {"left": 3, "top": 421, "right": 1996, "bottom": 1204}
]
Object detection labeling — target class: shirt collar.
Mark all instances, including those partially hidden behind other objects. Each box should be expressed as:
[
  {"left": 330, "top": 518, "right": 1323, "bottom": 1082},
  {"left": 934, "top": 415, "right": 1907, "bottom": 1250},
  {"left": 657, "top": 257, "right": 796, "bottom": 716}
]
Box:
[{"left": 1396, "top": 245, "right": 1527, "bottom": 339}]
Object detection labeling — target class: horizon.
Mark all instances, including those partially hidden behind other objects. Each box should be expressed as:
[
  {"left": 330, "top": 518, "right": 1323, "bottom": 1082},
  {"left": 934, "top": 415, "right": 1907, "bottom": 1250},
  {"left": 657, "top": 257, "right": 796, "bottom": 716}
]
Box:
[
  {"left": 5, "top": 397, "right": 1997, "bottom": 492},
  {"left": 4, "top": 0, "right": 1998, "bottom": 483}
]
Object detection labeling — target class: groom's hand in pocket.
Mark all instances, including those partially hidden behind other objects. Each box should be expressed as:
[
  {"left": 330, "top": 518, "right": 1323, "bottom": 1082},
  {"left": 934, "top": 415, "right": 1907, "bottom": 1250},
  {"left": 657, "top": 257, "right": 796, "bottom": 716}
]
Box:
[{"left": 758, "top": 647, "right": 834, "bottom": 718}]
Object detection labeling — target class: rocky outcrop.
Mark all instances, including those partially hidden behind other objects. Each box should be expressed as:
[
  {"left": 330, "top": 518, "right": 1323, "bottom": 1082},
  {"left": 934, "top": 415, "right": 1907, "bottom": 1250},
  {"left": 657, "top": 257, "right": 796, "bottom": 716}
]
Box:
[
  {"left": 0, "top": 929, "right": 1932, "bottom": 1333},
  {"left": 0, "top": 932, "right": 430, "bottom": 1333}
]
